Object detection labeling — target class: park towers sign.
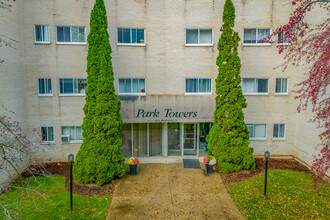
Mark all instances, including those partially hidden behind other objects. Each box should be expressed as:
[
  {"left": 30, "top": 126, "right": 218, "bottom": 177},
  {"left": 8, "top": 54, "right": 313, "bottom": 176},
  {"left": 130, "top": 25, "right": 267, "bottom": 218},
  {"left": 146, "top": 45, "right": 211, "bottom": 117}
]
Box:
[
  {"left": 119, "top": 95, "right": 215, "bottom": 123},
  {"left": 136, "top": 108, "right": 197, "bottom": 118}
]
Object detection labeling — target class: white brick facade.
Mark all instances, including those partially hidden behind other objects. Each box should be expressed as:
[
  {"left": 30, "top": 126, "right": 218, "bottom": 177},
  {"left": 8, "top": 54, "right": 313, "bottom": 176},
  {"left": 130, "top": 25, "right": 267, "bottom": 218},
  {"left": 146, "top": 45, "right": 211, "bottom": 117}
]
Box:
[{"left": 0, "top": 0, "right": 323, "bottom": 167}]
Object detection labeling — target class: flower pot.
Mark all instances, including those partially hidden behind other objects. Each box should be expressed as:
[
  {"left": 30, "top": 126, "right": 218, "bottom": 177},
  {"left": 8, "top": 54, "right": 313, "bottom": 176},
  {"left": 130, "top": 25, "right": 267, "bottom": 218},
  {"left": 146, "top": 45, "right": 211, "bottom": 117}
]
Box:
[
  {"left": 205, "top": 164, "right": 213, "bottom": 174},
  {"left": 130, "top": 164, "right": 137, "bottom": 175}
]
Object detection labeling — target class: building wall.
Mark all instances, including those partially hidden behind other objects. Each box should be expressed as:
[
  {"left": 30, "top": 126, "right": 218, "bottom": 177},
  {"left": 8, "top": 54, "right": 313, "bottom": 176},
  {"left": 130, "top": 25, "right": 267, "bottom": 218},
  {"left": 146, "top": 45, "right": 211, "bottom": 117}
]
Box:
[
  {"left": 0, "top": 1, "right": 27, "bottom": 126},
  {"left": 0, "top": 0, "right": 324, "bottom": 168},
  {"left": 0, "top": 1, "right": 27, "bottom": 184}
]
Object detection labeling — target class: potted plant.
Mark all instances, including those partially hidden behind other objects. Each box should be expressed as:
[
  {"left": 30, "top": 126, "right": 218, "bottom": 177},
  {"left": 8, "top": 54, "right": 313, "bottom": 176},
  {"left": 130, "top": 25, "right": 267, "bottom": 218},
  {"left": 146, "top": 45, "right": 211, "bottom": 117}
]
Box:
[
  {"left": 203, "top": 155, "right": 216, "bottom": 174},
  {"left": 128, "top": 157, "right": 139, "bottom": 175}
]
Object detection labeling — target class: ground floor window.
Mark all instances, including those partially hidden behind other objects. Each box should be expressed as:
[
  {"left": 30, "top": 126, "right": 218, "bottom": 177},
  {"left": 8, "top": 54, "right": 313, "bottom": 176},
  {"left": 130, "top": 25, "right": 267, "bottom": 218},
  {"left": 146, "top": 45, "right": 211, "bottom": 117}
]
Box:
[
  {"left": 247, "top": 124, "right": 267, "bottom": 139},
  {"left": 273, "top": 124, "right": 285, "bottom": 139},
  {"left": 120, "top": 123, "right": 162, "bottom": 157},
  {"left": 120, "top": 122, "right": 212, "bottom": 157},
  {"left": 61, "top": 126, "right": 83, "bottom": 143},
  {"left": 41, "top": 126, "right": 54, "bottom": 143},
  {"left": 275, "top": 78, "right": 288, "bottom": 94},
  {"left": 199, "top": 123, "right": 212, "bottom": 156}
]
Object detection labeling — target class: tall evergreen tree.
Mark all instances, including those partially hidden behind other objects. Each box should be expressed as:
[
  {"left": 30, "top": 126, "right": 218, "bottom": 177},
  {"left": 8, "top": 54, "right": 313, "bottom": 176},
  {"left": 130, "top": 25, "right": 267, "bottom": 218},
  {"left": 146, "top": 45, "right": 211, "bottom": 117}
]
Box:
[
  {"left": 73, "top": 0, "right": 126, "bottom": 186},
  {"left": 206, "top": 0, "right": 255, "bottom": 173}
]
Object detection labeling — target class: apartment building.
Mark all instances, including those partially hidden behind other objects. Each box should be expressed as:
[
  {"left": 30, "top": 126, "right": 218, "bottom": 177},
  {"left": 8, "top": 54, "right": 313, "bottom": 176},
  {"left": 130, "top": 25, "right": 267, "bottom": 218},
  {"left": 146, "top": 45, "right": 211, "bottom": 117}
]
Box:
[{"left": 0, "top": 0, "right": 321, "bottom": 167}]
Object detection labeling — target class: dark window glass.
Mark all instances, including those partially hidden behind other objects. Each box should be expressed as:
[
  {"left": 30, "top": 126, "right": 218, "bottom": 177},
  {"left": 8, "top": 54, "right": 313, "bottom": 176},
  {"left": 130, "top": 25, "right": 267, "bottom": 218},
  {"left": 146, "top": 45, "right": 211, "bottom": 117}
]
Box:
[
  {"left": 35, "top": 26, "right": 42, "bottom": 42},
  {"left": 118, "top": 28, "right": 123, "bottom": 43},
  {"left": 123, "top": 29, "right": 130, "bottom": 43},
  {"left": 60, "top": 79, "right": 73, "bottom": 93},
  {"left": 137, "top": 29, "right": 144, "bottom": 43},
  {"left": 186, "top": 30, "right": 198, "bottom": 44},
  {"left": 244, "top": 29, "right": 256, "bottom": 43},
  {"left": 257, "top": 79, "right": 268, "bottom": 93},
  {"left": 186, "top": 79, "right": 198, "bottom": 93},
  {"left": 38, "top": 79, "right": 52, "bottom": 94},
  {"left": 57, "top": 27, "right": 71, "bottom": 42}
]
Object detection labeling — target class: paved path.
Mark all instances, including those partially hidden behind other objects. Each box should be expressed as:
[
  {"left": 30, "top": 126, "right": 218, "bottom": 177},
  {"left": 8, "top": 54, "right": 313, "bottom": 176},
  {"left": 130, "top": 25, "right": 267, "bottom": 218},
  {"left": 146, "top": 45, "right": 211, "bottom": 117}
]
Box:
[{"left": 107, "top": 163, "right": 243, "bottom": 219}]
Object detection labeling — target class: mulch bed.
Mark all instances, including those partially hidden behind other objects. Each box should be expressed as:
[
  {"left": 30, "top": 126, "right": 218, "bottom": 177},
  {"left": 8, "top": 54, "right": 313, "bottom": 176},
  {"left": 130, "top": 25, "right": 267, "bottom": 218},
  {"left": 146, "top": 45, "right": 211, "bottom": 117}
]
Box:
[
  {"left": 21, "top": 158, "right": 310, "bottom": 196},
  {"left": 219, "top": 158, "right": 310, "bottom": 185},
  {"left": 21, "top": 162, "right": 116, "bottom": 197}
]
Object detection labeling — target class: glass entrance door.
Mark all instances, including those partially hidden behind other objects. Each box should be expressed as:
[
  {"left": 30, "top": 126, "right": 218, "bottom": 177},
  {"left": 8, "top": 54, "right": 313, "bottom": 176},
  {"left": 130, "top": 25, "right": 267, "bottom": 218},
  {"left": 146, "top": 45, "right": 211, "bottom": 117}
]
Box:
[
  {"left": 183, "top": 123, "right": 197, "bottom": 156},
  {"left": 168, "top": 123, "right": 181, "bottom": 156}
]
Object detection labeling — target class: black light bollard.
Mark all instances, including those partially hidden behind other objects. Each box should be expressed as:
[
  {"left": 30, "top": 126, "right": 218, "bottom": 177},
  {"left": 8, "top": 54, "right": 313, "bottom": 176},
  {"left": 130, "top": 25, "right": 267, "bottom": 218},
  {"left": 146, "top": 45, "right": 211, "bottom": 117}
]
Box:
[
  {"left": 68, "top": 154, "right": 74, "bottom": 212},
  {"left": 264, "top": 151, "right": 270, "bottom": 200}
]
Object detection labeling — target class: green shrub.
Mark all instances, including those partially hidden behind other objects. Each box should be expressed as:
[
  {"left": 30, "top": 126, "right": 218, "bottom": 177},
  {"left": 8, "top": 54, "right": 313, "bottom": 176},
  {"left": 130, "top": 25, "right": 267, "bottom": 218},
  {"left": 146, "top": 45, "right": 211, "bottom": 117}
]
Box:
[
  {"left": 206, "top": 0, "right": 255, "bottom": 173},
  {"left": 73, "top": 0, "right": 126, "bottom": 186}
]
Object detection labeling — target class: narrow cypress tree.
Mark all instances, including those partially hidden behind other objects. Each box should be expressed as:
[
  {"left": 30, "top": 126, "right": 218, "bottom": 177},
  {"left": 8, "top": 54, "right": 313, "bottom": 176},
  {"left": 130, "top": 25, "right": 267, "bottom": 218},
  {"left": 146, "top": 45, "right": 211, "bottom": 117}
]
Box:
[
  {"left": 73, "top": 0, "right": 126, "bottom": 186},
  {"left": 206, "top": 0, "right": 255, "bottom": 173}
]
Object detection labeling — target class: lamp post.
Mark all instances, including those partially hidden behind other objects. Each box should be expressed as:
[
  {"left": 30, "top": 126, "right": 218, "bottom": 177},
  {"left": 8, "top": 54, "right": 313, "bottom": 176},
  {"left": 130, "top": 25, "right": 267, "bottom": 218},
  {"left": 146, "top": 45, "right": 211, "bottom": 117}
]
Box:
[
  {"left": 264, "top": 151, "right": 270, "bottom": 200},
  {"left": 68, "top": 154, "right": 74, "bottom": 212}
]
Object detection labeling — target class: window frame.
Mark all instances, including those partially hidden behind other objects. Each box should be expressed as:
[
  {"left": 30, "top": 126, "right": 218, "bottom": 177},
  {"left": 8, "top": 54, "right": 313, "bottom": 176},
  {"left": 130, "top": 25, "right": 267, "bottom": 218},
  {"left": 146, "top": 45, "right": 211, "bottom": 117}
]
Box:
[
  {"left": 56, "top": 26, "right": 87, "bottom": 45},
  {"left": 41, "top": 126, "right": 55, "bottom": 144},
  {"left": 243, "top": 28, "right": 272, "bottom": 46},
  {"left": 117, "top": 28, "right": 146, "bottom": 46},
  {"left": 118, "top": 78, "right": 146, "bottom": 96},
  {"left": 34, "top": 25, "right": 50, "bottom": 44},
  {"left": 242, "top": 78, "right": 269, "bottom": 95},
  {"left": 185, "top": 78, "right": 212, "bottom": 95},
  {"left": 38, "top": 78, "right": 53, "bottom": 96},
  {"left": 277, "top": 31, "right": 290, "bottom": 45},
  {"left": 273, "top": 124, "right": 286, "bottom": 140},
  {"left": 59, "top": 78, "right": 87, "bottom": 96},
  {"left": 185, "top": 29, "right": 213, "bottom": 46},
  {"left": 275, "top": 78, "right": 289, "bottom": 95},
  {"left": 61, "top": 126, "right": 83, "bottom": 143},
  {"left": 246, "top": 124, "right": 267, "bottom": 140}
]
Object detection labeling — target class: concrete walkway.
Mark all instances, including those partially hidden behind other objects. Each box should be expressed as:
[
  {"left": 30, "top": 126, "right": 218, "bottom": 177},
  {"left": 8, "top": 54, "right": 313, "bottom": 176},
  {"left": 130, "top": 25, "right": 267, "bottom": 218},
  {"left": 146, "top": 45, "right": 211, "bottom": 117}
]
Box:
[{"left": 107, "top": 163, "right": 243, "bottom": 219}]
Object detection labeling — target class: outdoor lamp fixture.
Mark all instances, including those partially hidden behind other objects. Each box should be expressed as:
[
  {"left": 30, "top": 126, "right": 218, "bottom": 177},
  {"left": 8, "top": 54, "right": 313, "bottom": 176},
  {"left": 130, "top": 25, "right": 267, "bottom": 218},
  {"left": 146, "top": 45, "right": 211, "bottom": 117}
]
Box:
[
  {"left": 68, "top": 154, "right": 74, "bottom": 212},
  {"left": 264, "top": 151, "right": 270, "bottom": 161},
  {"left": 264, "top": 151, "right": 270, "bottom": 200},
  {"left": 68, "top": 154, "right": 74, "bottom": 163}
]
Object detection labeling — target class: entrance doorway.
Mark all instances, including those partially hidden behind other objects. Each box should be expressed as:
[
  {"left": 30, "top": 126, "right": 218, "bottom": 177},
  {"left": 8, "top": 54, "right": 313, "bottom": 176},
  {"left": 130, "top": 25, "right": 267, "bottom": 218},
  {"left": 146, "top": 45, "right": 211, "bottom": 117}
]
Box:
[
  {"left": 167, "top": 123, "right": 199, "bottom": 157},
  {"left": 183, "top": 123, "right": 197, "bottom": 156},
  {"left": 168, "top": 123, "right": 181, "bottom": 156},
  {"left": 120, "top": 122, "right": 212, "bottom": 158}
]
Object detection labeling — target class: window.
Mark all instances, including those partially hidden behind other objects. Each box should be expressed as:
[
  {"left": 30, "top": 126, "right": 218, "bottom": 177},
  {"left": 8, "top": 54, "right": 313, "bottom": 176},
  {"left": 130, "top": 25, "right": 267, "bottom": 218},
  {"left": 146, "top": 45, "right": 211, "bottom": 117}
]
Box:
[
  {"left": 185, "top": 78, "right": 211, "bottom": 94},
  {"left": 117, "top": 28, "right": 145, "bottom": 44},
  {"left": 247, "top": 124, "right": 267, "bottom": 139},
  {"left": 35, "top": 25, "right": 50, "bottom": 43},
  {"left": 41, "top": 127, "right": 54, "bottom": 143},
  {"left": 59, "top": 79, "right": 87, "bottom": 95},
  {"left": 242, "top": 78, "right": 269, "bottom": 94},
  {"left": 186, "top": 29, "right": 212, "bottom": 45},
  {"left": 278, "top": 32, "right": 290, "bottom": 44},
  {"left": 61, "top": 126, "right": 83, "bottom": 142},
  {"left": 38, "top": 78, "right": 52, "bottom": 95},
  {"left": 243, "top": 28, "right": 271, "bottom": 44},
  {"left": 273, "top": 124, "right": 285, "bottom": 139},
  {"left": 57, "top": 26, "right": 86, "bottom": 43},
  {"left": 119, "top": 78, "right": 145, "bottom": 94},
  {"left": 275, "top": 78, "right": 288, "bottom": 94}
]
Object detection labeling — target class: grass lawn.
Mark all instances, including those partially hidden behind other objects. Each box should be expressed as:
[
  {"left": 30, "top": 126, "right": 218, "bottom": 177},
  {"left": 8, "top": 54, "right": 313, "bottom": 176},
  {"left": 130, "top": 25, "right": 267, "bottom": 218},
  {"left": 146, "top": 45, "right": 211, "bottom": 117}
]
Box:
[
  {"left": 0, "top": 175, "right": 110, "bottom": 219},
  {"left": 227, "top": 170, "right": 330, "bottom": 219}
]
